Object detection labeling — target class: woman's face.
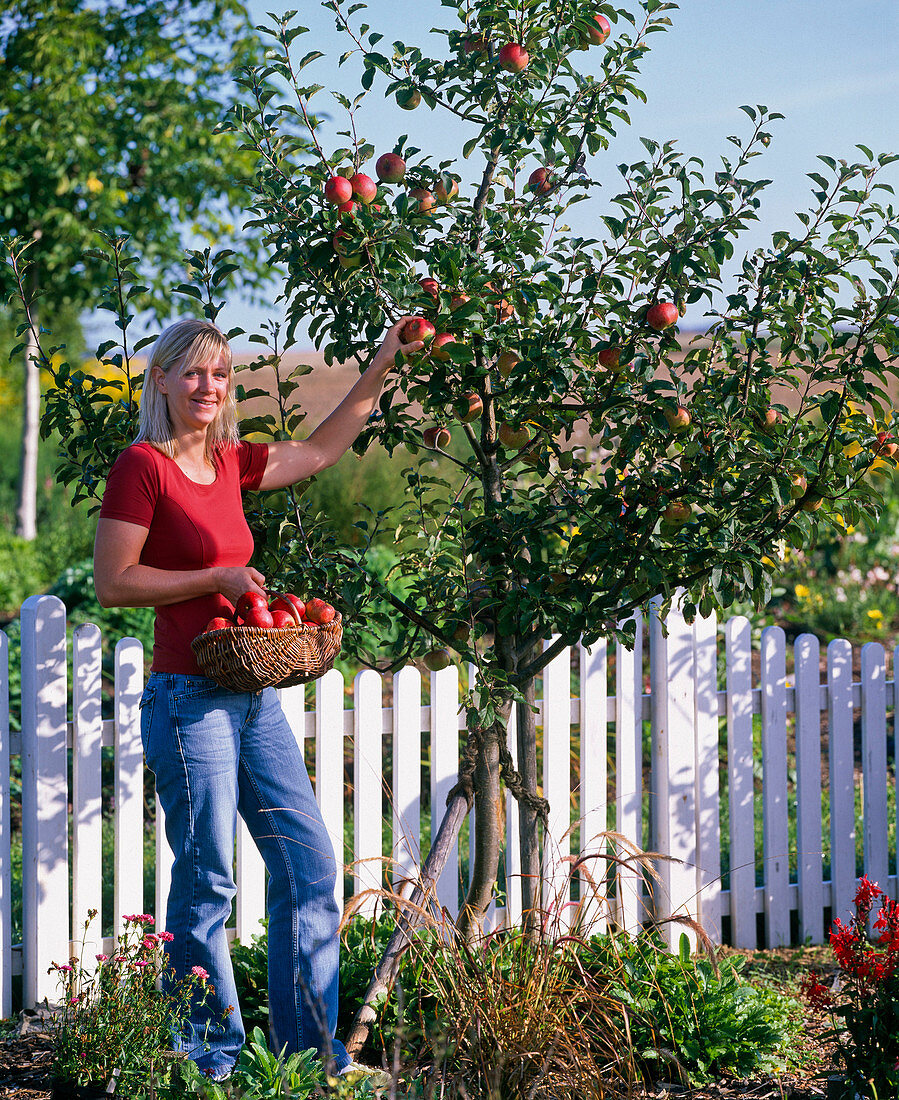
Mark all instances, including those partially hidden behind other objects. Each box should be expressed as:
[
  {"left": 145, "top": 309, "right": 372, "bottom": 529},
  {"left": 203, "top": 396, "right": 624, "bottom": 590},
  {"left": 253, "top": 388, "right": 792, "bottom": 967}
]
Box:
[{"left": 154, "top": 354, "right": 230, "bottom": 436}]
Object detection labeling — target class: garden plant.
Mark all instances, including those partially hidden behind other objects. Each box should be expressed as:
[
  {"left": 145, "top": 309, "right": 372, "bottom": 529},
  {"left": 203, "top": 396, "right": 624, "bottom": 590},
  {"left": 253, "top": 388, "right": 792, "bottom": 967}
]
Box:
[
  {"left": 802, "top": 875, "right": 899, "bottom": 1099},
  {"left": 4, "top": 0, "right": 899, "bottom": 1092}
]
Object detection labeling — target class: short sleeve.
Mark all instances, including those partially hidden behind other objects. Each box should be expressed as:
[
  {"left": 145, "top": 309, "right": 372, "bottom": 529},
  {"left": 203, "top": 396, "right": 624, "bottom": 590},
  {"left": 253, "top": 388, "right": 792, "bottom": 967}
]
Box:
[
  {"left": 237, "top": 439, "right": 269, "bottom": 490},
  {"left": 98, "top": 444, "right": 160, "bottom": 528}
]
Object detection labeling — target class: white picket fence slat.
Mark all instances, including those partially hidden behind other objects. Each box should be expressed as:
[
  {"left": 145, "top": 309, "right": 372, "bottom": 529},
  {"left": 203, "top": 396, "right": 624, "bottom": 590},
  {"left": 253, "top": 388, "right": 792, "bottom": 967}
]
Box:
[{"left": 3, "top": 592, "right": 899, "bottom": 1013}]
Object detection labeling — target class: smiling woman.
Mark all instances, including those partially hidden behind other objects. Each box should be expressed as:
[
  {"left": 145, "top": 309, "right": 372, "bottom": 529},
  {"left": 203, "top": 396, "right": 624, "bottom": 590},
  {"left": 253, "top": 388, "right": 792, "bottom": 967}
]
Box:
[{"left": 90, "top": 316, "right": 414, "bottom": 1087}]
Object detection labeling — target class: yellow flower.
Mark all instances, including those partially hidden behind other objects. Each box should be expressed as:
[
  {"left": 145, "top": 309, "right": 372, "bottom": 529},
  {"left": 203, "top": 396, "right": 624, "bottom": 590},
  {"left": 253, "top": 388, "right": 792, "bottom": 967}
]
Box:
[
  {"left": 85, "top": 175, "right": 104, "bottom": 194},
  {"left": 867, "top": 609, "right": 884, "bottom": 622},
  {"left": 794, "top": 584, "right": 811, "bottom": 600}
]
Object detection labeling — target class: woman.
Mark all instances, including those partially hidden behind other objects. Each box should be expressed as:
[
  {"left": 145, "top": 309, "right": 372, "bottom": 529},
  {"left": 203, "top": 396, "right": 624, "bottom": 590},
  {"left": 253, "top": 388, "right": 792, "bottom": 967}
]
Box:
[{"left": 94, "top": 316, "right": 420, "bottom": 1081}]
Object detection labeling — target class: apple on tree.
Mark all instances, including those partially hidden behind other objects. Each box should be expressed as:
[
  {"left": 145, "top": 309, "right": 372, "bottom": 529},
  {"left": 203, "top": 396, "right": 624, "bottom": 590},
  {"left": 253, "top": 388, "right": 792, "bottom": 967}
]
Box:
[
  {"left": 646, "top": 301, "right": 680, "bottom": 330},
  {"left": 664, "top": 405, "right": 692, "bottom": 434},
  {"left": 423, "top": 648, "right": 452, "bottom": 671},
  {"left": 527, "top": 167, "right": 554, "bottom": 196},
  {"left": 408, "top": 187, "right": 436, "bottom": 214},
  {"left": 375, "top": 153, "right": 406, "bottom": 183},
  {"left": 349, "top": 173, "right": 377, "bottom": 204},
  {"left": 323, "top": 175, "right": 353, "bottom": 205},
  {"left": 435, "top": 175, "right": 459, "bottom": 202},
  {"left": 431, "top": 333, "right": 457, "bottom": 361},
  {"left": 397, "top": 87, "right": 421, "bottom": 110},
  {"left": 498, "top": 422, "right": 531, "bottom": 450},
  {"left": 422, "top": 425, "right": 451, "bottom": 449},
  {"left": 498, "top": 43, "right": 529, "bottom": 72},
  {"left": 402, "top": 317, "right": 436, "bottom": 345},
  {"left": 455, "top": 392, "right": 483, "bottom": 423},
  {"left": 596, "top": 345, "right": 628, "bottom": 373},
  {"left": 418, "top": 277, "right": 440, "bottom": 299},
  {"left": 496, "top": 351, "right": 519, "bottom": 378},
  {"left": 663, "top": 501, "right": 692, "bottom": 526},
  {"left": 580, "top": 14, "right": 611, "bottom": 46}
]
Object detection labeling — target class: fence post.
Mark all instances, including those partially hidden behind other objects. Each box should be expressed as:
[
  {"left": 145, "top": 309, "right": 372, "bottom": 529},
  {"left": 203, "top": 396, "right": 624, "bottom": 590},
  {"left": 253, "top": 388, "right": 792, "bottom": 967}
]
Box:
[
  {"left": 316, "top": 668, "right": 346, "bottom": 913},
  {"left": 794, "top": 633, "right": 824, "bottom": 944},
  {"left": 579, "top": 637, "right": 607, "bottom": 933},
  {"left": 649, "top": 598, "right": 698, "bottom": 949},
  {"left": 541, "top": 638, "right": 571, "bottom": 926},
  {"left": 430, "top": 666, "right": 460, "bottom": 920},
  {"left": 694, "top": 611, "right": 721, "bottom": 942},
  {"left": 392, "top": 666, "right": 422, "bottom": 894},
  {"left": 72, "top": 625, "right": 103, "bottom": 958},
  {"left": 353, "top": 669, "right": 385, "bottom": 918},
  {"left": 114, "top": 639, "right": 145, "bottom": 937},
  {"left": 615, "top": 615, "right": 645, "bottom": 934},
  {"left": 828, "top": 638, "right": 856, "bottom": 924},
  {"left": 20, "top": 594, "right": 69, "bottom": 1006},
  {"left": 860, "top": 643, "right": 888, "bottom": 898},
  {"left": 0, "top": 628, "right": 11, "bottom": 1017},
  {"left": 725, "top": 616, "right": 756, "bottom": 948},
  {"left": 760, "top": 626, "right": 789, "bottom": 947}
]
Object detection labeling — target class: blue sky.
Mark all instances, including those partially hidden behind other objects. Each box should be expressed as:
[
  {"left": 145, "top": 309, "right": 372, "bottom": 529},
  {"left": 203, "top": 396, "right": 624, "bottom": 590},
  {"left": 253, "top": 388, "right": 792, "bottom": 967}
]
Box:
[{"left": 229, "top": 0, "right": 898, "bottom": 342}]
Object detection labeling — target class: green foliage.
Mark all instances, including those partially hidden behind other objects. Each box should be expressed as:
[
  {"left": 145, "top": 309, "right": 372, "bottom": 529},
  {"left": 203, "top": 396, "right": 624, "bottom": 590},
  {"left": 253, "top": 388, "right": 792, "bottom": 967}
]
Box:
[
  {"left": 582, "top": 930, "right": 801, "bottom": 1086},
  {"left": 50, "top": 912, "right": 208, "bottom": 1098},
  {"left": 0, "top": 530, "right": 44, "bottom": 619},
  {"left": 0, "top": 0, "right": 272, "bottom": 316},
  {"left": 229, "top": 922, "right": 271, "bottom": 1036},
  {"left": 178, "top": 1026, "right": 325, "bottom": 1099}
]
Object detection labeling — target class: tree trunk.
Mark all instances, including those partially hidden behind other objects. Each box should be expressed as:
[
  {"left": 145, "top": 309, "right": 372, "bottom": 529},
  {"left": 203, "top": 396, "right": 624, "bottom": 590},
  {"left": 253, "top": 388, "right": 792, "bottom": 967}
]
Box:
[
  {"left": 516, "top": 675, "right": 541, "bottom": 933},
  {"left": 456, "top": 713, "right": 507, "bottom": 941},
  {"left": 16, "top": 286, "right": 39, "bottom": 542}
]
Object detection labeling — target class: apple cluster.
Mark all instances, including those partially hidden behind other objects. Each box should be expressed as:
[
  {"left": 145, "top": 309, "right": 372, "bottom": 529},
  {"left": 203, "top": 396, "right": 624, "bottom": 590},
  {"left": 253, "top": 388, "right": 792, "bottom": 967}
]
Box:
[{"left": 202, "top": 591, "right": 336, "bottom": 634}]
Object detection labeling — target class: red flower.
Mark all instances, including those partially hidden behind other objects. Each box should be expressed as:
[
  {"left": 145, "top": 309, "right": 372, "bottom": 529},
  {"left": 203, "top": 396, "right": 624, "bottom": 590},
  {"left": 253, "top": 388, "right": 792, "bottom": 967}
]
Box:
[{"left": 800, "top": 972, "right": 835, "bottom": 1011}]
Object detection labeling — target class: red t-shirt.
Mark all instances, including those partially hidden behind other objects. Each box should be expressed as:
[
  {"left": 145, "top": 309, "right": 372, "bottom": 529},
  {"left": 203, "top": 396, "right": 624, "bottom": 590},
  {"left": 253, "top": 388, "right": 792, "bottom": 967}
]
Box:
[{"left": 99, "top": 440, "right": 269, "bottom": 674}]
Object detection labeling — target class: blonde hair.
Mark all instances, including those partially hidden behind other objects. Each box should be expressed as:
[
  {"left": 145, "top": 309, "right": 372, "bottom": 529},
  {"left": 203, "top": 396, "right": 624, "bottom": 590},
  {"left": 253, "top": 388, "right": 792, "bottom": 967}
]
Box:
[{"left": 136, "top": 319, "right": 239, "bottom": 461}]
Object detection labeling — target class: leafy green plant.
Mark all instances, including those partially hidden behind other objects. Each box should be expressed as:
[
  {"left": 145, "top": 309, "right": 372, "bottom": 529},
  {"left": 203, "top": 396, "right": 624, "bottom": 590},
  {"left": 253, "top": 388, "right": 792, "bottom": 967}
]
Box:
[
  {"left": 582, "top": 930, "right": 801, "bottom": 1086},
  {"left": 802, "top": 875, "right": 899, "bottom": 1099},
  {"left": 50, "top": 911, "right": 210, "bottom": 1099},
  {"left": 229, "top": 921, "right": 271, "bottom": 1036},
  {"left": 178, "top": 1026, "right": 325, "bottom": 1099}
]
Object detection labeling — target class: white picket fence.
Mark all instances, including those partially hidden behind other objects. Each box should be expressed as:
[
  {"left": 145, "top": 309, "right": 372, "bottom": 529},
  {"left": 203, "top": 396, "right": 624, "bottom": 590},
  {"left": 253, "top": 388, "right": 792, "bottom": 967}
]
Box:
[{"left": 0, "top": 593, "right": 895, "bottom": 1014}]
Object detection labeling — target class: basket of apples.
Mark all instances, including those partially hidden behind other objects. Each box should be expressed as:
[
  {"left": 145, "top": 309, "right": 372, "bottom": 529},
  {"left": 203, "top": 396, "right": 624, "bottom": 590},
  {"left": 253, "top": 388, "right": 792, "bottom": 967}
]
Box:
[{"left": 191, "top": 591, "right": 342, "bottom": 692}]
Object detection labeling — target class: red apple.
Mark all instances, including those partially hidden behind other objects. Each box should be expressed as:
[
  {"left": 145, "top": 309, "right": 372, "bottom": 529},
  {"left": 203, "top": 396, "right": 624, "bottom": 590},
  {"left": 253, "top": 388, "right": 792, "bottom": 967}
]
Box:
[
  {"left": 408, "top": 187, "right": 435, "bottom": 214},
  {"left": 235, "top": 591, "right": 268, "bottom": 621},
  {"left": 663, "top": 501, "right": 692, "bottom": 526},
  {"left": 402, "top": 317, "right": 436, "bottom": 345},
  {"left": 463, "top": 34, "right": 488, "bottom": 54},
  {"left": 499, "top": 43, "right": 529, "bottom": 72},
  {"left": 450, "top": 293, "right": 471, "bottom": 311},
  {"left": 375, "top": 153, "right": 406, "bottom": 183},
  {"left": 581, "top": 14, "right": 611, "bottom": 45},
  {"left": 875, "top": 431, "right": 898, "bottom": 458},
  {"left": 397, "top": 87, "right": 421, "bottom": 110},
  {"left": 801, "top": 496, "right": 823, "bottom": 512},
  {"left": 496, "top": 351, "right": 519, "bottom": 378},
  {"left": 431, "top": 333, "right": 457, "bottom": 361},
  {"left": 305, "top": 598, "right": 336, "bottom": 625},
  {"left": 270, "top": 609, "right": 297, "bottom": 629},
  {"left": 646, "top": 301, "right": 680, "bottom": 330},
  {"left": 498, "top": 422, "right": 531, "bottom": 449},
  {"left": 597, "top": 346, "right": 628, "bottom": 372},
  {"left": 269, "top": 594, "right": 304, "bottom": 625},
  {"left": 760, "top": 407, "right": 782, "bottom": 432},
  {"left": 789, "top": 474, "right": 808, "bottom": 500},
  {"left": 423, "top": 648, "right": 452, "bottom": 671},
  {"left": 336, "top": 199, "right": 357, "bottom": 217},
  {"left": 528, "top": 167, "right": 554, "bottom": 196},
  {"left": 243, "top": 606, "right": 275, "bottom": 629},
  {"left": 205, "top": 617, "right": 231, "bottom": 633},
  {"left": 423, "top": 425, "right": 452, "bottom": 449},
  {"left": 324, "top": 175, "right": 353, "bottom": 205},
  {"left": 455, "top": 392, "right": 483, "bottom": 423},
  {"left": 664, "top": 405, "right": 692, "bottom": 434},
  {"left": 350, "top": 173, "right": 377, "bottom": 204},
  {"left": 435, "top": 175, "right": 459, "bottom": 203},
  {"left": 419, "top": 277, "right": 440, "bottom": 299}
]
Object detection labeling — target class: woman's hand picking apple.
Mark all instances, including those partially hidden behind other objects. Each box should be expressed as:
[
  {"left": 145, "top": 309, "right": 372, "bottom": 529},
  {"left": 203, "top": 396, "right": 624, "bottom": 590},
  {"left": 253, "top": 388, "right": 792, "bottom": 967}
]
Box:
[
  {"left": 373, "top": 316, "right": 426, "bottom": 370},
  {"left": 214, "top": 566, "right": 267, "bottom": 607}
]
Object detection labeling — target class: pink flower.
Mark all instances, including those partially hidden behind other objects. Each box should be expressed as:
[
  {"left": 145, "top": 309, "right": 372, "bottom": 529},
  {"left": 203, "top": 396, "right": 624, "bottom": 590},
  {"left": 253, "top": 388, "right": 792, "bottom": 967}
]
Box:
[
  {"left": 56, "top": 964, "right": 74, "bottom": 973},
  {"left": 133, "top": 960, "right": 149, "bottom": 968},
  {"left": 191, "top": 965, "right": 209, "bottom": 982},
  {"left": 142, "top": 935, "right": 159, "bottom": 949},
  {"left": 95, "top": 954, "right": 109, "bottom": 963},
  {"left": 159, "top": 931, "right": 174, "bottom": 943}
]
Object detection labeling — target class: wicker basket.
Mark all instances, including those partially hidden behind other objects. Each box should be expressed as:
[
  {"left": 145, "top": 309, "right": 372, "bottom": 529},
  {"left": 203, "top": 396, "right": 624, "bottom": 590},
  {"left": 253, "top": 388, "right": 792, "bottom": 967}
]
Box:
[{"left": 191, "top": 614, "right": 342, "bottom": 692}]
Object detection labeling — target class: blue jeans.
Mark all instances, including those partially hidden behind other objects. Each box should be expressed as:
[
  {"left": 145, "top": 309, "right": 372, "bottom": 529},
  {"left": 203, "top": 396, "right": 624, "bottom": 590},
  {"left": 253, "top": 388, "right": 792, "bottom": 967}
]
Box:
[{"left": 140, "top": 673, "right": 350, "bottom": 1076}]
